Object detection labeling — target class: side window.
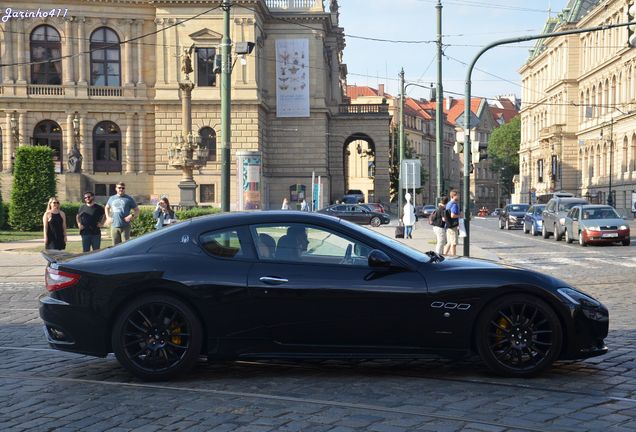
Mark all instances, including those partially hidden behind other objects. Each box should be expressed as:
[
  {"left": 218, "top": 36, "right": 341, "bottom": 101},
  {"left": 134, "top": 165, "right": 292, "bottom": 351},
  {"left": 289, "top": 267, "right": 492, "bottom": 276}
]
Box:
[
  {"left": 546, "top": 201, "right": 555, "bottom": 212},
  {"left": 252, "top": 223, "right": 371, "bottom": 266},
  {"left": 200, "top": 229, "right": 244, "bottom": 259}
]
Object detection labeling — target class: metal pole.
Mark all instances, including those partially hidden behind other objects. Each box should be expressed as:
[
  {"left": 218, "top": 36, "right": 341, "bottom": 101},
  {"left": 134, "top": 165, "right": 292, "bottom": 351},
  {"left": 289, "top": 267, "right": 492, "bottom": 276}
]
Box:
[
  {"left": 220, "top": 0, "right": 232, "bottom": 212},
  {"left": 398, "top": 69, "right": 405, "bottom": 218},
  {"left": 608, "top": 118, "right": 614, "bottom": 207},
  {"left": 435, "top": 0, "right": 444, "bottom": 203},
  {"left": 462, "top": 21, "right": 630, "bottom": 257}
]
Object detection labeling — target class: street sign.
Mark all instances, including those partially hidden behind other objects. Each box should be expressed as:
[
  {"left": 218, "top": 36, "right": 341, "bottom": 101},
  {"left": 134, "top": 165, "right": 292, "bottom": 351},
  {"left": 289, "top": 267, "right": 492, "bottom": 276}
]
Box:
[{"left": 400, "top": 159, "right": 421, "bottom": 188}]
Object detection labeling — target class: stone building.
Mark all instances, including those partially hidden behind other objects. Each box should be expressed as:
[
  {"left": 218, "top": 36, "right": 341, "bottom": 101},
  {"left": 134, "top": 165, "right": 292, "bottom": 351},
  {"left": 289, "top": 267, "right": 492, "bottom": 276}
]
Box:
[
  {"left": 518, "top": 0, "right": 636, "bottom": 214},
  {"left": 0, "top": 0, "right": 390, "bottom": 210}
]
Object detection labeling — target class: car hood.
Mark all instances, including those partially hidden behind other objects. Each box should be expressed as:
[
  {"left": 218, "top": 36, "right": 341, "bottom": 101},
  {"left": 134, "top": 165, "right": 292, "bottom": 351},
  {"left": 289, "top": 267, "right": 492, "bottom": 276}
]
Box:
[
  {"left": 507, "top": 211, "right": 527, "bottom": 217},
  {"left": 580, "top": 218, "right": 628, "bottom": 228}
]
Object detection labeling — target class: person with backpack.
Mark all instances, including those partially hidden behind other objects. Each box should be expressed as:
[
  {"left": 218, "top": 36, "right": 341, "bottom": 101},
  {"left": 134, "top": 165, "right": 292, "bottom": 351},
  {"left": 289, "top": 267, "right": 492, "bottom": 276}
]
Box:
[
  {"left": 429, "top": 196, "right": 448, "bottom": 255},
  {"left": 443, "top": 190, "right": 461, "bottom": 256}
]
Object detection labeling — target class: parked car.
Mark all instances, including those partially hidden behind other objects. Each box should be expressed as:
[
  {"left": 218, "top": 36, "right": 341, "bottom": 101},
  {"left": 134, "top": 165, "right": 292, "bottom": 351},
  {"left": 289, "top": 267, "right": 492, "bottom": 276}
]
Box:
[
  {"left": 523, "top": 204, "right": 546, "bottom": 236},
  {"left": 40, "top": 211, "right": 609, "bottom": 380},
  {"left": 563, "top": 205, "right": 631, "bottom": 246},
  {"left": 498, "top": 204, "right": 530, "bottom": 230},
  {"left": 361, "top": 203, "right": 385, "bottom": 213},
  {"left": 318, "top": 203, "right": 390, "bottom": 227},
  {"left": 542, "top": 196, "right": 589, "bottom": 240},
  {"left": 418, "top": 204, "right": 437, "bottom": 218},
  {"left": 342, "top": 189, "right": 365, "bottom": 203}
]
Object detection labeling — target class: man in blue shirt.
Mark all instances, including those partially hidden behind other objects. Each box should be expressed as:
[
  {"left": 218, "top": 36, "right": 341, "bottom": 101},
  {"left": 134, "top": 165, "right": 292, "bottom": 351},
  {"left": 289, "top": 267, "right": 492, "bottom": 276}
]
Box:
[
  {"left": 443, "top": 189, "right": 461, "bottom": 256},
  {"left": 105, "top": 182, "right": 140, "bottom": 245}
]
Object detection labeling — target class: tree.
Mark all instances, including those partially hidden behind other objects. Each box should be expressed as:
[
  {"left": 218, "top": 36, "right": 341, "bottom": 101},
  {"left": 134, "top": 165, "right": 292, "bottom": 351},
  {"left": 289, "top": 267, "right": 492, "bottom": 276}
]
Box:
[
  {"left": 9, "top": 146, "right": 56, "bottom": 231},
  {"left": 488, "top": 116, "right": 520, "bottom": 198},
  {"left": 389, "top": 128, "right": 428, "bottom": 203}
]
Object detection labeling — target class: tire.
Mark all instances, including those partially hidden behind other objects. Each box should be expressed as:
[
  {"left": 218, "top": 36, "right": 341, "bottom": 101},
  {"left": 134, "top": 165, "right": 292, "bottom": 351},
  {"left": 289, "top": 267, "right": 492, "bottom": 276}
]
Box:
[
  {"left": 523, "top": 223, "right": 529, "bottom": 234},
  {"left": 622, "top": 238, "right": 631, "bottom": 246},
  {"left": 499, "top": 219, "right": 504, "bottom": 230},
  {"left": 370, "top": 216, "right": 381, "bottom": 227},
  {"left": 579, "top": 231, "right": 587, "bottom": 246},
  {"left": 531, "top": 223, "right": 538, "bottom": 236},
  {"left": 475, "top": 294, "right": 563, "bottom": 377},
  {"left": 112, "top": 294, "right": 203, "bottom": 381},
  {"left": 542, "top": 224, "right": 550, "bottom": 239},
  {"left": 505, "top": 220, "right": 511, "bottom": 230},
  {"left": 565, "top": 228, "right": 573, "bottom": 244},
  {"left": 554, "top": 224, "right": 561, "bottom": 241}
]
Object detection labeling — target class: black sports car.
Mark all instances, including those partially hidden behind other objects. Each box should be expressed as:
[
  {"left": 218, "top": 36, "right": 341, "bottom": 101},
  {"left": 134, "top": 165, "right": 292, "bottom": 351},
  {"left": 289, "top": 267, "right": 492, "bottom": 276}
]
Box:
[
  {"left": 40, "top": 212, "right": 608, "bottom": 381},
  {"left": 318, "top": 203, "right": 390, "bottom": 227}
]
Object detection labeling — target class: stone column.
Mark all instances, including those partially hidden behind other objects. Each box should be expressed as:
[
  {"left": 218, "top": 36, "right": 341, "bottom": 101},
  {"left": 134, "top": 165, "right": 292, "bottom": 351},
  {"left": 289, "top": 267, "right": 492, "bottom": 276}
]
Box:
[
  {"left": 62, "top": 18, "right": 74, "bottom": 85},
  {"left": 124, "top": 113, "right": 134, "bottom": 173},
  {"left": 155, "top": 18, "right": 168, "bottom": 85},
  {"left": 4, "top": 113, "right": 13, "bottom": 172},
  {"left": 80, "top": 115, "right": 89, "bottom": 173},
  {"left": 169, "top": 18, "right": 177, "bottom": 84},
  {"left": 77, "top": 17, "right": 87, "bottom": 85},
  {"left": 124, "top": 20, "right": 133, "bottom": 86},
  {"left": 136, "top": 20, "right": 144, "bottom": 85},
  {"left": 137, "top": 112, "right": 145, "bottom": 172},
  {"left": 3, "top": 21, "right": 15, "bottom": 83},
  {"left": 16, "top": 20, "right": 26, "bottom": 83}
]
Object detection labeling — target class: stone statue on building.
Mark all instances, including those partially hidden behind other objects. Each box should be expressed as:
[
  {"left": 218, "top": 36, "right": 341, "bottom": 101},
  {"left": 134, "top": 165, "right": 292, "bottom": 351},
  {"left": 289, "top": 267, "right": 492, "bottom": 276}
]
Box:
[
  {"left": 181, "top": 43, "right": 195, "bottom": 80},
  {"left": 67, "top": 144, "right": 83, "bottom": 173}
]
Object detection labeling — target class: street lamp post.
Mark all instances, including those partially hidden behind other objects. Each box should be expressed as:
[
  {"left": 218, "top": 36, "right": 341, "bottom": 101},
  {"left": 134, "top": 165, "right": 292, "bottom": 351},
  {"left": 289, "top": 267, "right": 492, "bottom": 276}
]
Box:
[{"left": 220, "top": 0, "right": 232, "bottom": 212}]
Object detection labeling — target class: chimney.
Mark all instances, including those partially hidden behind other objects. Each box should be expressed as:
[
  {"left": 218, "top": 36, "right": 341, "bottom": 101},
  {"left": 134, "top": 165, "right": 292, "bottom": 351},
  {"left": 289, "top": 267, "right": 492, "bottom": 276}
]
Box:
[
  {"left": 445, "top": 96, "right": 453, "bottom": 111},
  {"left": 378, "top": 84, "right": 385, "bottom": 96}
]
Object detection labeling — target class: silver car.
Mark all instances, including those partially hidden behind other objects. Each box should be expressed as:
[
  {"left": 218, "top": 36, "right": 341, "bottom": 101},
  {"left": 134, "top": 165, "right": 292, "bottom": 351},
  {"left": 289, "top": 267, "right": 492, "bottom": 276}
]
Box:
[{"left": 542, "top": 197, "right": 589, "bottom": 241}]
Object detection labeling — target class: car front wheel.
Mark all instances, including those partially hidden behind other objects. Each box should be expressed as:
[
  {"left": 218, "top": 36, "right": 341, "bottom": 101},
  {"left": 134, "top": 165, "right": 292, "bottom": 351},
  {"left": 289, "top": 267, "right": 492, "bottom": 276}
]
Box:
[
  {"left": 531, "top": 223, "right": 538, "bottom": 236},
  {"left": 623, "top": 238, "right": 631, "bottom": 246},
  {"left": 112, "top": 294, "right": 203, "bottom": 381},
  {"left": 554, "top": 224, "right": 561, "bottom": 241},
  {"left": 505, "top": 220, "right": 511, "bottom": 230},
  {"left": 476, "top": 294, "right": 563, "bottom": 377},
  {"left": 565, "top": 228, "right": 573, "bottom": 244},
  {"left": 370, "top": 216, "right": 381, "bottom": 227},
  {"left": 499, "top": 219, "right": 504, "bottom": 229},
  {"left": 542, "top": 224, "right": 550, "bottom": 239},
  {"left": 523, "top": 223, "right": 529, "bottom": 234},
  {"left": 579, "top": 231, "right": 587, "bottom": 246}
]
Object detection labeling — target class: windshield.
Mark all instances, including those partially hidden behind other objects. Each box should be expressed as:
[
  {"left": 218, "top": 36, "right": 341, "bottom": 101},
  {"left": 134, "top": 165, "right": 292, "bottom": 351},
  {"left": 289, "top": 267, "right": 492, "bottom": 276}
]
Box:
[
  {"left": 532, "top": 205, "right": 545, "bottom": 215},
  {"left": 509, "top": 204, "right": 529, "bottom": 212},
  {"left": 582, "top": 208, "right": 620, "bottom": 220},
  {"left": 337, "top": 218, "right": 430, "bottom": 262}
]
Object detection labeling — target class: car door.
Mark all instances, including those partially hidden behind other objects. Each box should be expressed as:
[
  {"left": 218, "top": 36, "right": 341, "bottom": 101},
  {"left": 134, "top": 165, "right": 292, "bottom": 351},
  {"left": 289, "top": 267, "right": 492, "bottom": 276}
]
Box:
[
  {"left": 246, "top": 223, "right": 430, "bottom": 351},
  {"left": 569, "top": 207, "right": 580, "bottom": 235}
]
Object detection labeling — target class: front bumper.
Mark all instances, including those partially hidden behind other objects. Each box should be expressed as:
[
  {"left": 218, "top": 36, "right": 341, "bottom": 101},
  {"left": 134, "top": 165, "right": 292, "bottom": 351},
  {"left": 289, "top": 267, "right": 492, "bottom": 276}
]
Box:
[
  {"left": 583, "top": 229, "right": 630, "bottom": 244},
  {"left": 560, "top": 301, "right": 609, "bottom": 360}
]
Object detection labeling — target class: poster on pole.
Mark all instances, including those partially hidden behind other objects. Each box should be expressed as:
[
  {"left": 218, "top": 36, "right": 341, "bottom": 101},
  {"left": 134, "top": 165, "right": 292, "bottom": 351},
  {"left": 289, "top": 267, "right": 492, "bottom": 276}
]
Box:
[
  {"left": 275, "top": 39, "right": 310, "bottom": 118},
  {"left": 400, "top": 159, "right": 421, "bottom": 188},
  {"left": 236, "top": 151, "right": 262, "bottom": 210}
]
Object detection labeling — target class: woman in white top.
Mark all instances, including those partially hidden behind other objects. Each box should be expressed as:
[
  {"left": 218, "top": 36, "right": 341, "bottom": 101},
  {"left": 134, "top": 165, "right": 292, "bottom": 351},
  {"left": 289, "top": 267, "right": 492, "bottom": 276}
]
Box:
[{"left": 402, "top": 193, "right": 416, "bottom": 239}]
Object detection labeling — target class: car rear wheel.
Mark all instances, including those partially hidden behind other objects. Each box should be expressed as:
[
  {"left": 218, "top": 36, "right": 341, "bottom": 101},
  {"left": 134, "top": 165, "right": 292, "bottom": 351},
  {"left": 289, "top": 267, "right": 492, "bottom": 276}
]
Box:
[
  {"left": 112, "top": 294, "right": 203, "bottom": 381},
  {"left": 542, "top": 224, "right": 550, "bottom": 239},
  {"left": 476, "top": 294, "right": 562, "bottom": 377},
  {"left": 565, "top": 228, "right": 573, "bottom": 244},
  {"left": 554, "top": 224, "right": 561, "bottom": 241},
  {"left": 578, "top": 231, "right": 587, "bottom": 246},
  {"left": 498, "top": 219, "right": 504, "bottom": 229},
  {"left": 370, "top": 216, "right": 381, "bottom": 227},
  {"left": 523, "top": 223, "right": 529, "bottom": 234}
]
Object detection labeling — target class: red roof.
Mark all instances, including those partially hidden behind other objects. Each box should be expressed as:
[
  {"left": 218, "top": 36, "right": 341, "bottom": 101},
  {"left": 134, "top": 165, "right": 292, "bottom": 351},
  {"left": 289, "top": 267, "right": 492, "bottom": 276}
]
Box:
[{"left": 346, "top": 85, "right": 380, "bottom": 99}]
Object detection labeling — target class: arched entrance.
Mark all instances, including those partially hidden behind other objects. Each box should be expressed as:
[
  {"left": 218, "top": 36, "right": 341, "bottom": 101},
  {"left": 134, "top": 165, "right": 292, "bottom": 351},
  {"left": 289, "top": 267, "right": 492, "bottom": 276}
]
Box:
[{"left": 343, "top": 133, "right": 376, "bottom": 203}]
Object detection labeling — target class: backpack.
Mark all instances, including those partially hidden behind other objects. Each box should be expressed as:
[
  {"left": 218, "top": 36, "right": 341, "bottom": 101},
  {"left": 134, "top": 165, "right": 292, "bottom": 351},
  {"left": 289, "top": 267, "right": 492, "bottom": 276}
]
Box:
[
  {"left": 428, "top": 209, "right": 436, "bottom": 225},
  {"left": 446, "top": 209, "right": 459, "bottom": 228}
]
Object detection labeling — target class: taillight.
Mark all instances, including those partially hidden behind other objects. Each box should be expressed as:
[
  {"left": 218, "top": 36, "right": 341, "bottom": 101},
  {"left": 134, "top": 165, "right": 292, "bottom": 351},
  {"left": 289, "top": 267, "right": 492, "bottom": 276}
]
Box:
[{"left": 45, "top": 267, "right": 80, "bottom": 292}]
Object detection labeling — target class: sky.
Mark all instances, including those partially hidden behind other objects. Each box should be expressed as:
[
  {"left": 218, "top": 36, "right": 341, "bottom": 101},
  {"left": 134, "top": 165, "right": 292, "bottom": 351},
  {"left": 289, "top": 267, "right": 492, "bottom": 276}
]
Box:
[{"left": 338, "top": 0, "right": 570, "bottom": 102}]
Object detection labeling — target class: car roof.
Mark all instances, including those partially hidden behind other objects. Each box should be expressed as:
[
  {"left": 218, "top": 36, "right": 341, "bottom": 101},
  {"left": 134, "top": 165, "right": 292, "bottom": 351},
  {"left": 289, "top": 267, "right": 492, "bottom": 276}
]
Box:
[{"left": 576, "top": 204, "right": 615, "bottom": 209}]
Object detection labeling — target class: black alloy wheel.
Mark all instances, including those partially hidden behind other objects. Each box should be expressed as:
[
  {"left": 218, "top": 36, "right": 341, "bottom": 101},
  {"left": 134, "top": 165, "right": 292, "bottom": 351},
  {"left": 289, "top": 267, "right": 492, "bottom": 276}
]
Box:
[
  {"left": 476, "top": 294, "right": 562, "bottom": 377},
  {"left": 370, "top": 216, "right": 381, "bottom": 227},
  {"left": 112, "top": 294, "right": 203, "bottom": 381}
]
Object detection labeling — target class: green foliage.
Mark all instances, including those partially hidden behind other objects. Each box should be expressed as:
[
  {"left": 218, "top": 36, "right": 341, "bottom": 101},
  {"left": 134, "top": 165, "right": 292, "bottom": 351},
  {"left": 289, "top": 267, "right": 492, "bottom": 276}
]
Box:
[
  {"left": 130, "top": 205, "right": 221, "bottom": 237},
  {"left": 0, "top": 188, "right": 4, "bottom": 229},
  {"left": 60, "top": 202, "right": 80, "bottom": 229},
  {"left": 488, "top": 116, "right": 521, "bottom": 197},
  {"left": 9, "top": 146, "right": 56, "bottom": 231}
]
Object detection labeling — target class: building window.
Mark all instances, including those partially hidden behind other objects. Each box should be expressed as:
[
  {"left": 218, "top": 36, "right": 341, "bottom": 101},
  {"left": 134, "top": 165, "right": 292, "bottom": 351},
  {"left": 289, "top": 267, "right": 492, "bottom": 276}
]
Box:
[
  {"left": 94, "top": 183, "right": 117, "bottom": 197},
  {"left": 93, "top": 121, "right": 121, "bottom": 172},
  {"left": 90, "top": 27, "right": 121, "bottom": 86},
  {"left": 30, "top": 25, "right": 62, "bottom": 84},
  {"left": 537, "top": 159, "right": 544, "bottom": 183},
  {"left": 200, "top": 184, "right": 215, "bottom": 203},
  {"left": 33, "top": 120, "right": 63, "bottom": 172},
  {"left": 196, "top": 48, "right": 217, "bottom": 87},
  {"left": 199, "top": 127, "right": 217, "bottom": 161}
]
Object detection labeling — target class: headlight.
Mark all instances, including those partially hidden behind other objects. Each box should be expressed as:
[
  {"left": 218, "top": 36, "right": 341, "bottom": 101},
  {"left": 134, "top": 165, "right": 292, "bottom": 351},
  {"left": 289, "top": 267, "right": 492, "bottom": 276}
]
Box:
[
  {"left": 619, "top": 225, "right": 628, "bottom": 230},
  {"left": 557, "top": 287, "right": 601, "bottom": 307},
  {"left": 586, "top": 226, "right": 601, "bottom": 231},
  {"left": 559, "top": 217, "right": 565, "bottom": 225},
  {"left": 509, "top": 215, "right": 517, "bottom": 221}
]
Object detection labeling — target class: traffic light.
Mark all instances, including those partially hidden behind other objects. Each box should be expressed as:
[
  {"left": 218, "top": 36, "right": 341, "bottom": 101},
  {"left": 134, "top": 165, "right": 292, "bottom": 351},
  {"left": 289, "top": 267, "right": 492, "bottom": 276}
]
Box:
[
  {"left": 471, "top": 141, "right": 488, "bottom": 164},
  {"left": 628, "top": 1, "right": 636, "bottom": 47}
]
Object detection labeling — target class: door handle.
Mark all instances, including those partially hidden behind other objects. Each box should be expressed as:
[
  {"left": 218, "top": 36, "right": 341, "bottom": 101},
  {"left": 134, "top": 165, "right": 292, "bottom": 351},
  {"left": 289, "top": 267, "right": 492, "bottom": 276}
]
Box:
[{"left": 259, "top": 276, "right": 289, "bottom": 285}]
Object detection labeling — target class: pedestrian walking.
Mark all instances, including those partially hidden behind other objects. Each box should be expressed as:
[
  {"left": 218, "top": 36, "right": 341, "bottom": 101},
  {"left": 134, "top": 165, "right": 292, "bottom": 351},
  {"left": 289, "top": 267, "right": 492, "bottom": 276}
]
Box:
[
  {"left": 153, "top": 196, "right": 177, "bottom": 229},
  {"left": 281, "top": 197, "right": 290, "bottom": 210},
  {"left": 300, "top": 198, "right": 310, "bottom": 212},
  {"left": 443, "top": 190, "right": 461, "bottom": 256},
  {"left": 430, "top": 196, "right": 448, "bottom": 255},
  {"left": 43, "top": 197, "right": 67, "bottom": 250},
  {"left": 105, "top": 182, "right": 139, "bottom": 245},
  {"left": 76, "top": 191, "right": 105, "bottom": 252},
  {"left": 402, "top": 192, "right": 416, "bottom": 239}
]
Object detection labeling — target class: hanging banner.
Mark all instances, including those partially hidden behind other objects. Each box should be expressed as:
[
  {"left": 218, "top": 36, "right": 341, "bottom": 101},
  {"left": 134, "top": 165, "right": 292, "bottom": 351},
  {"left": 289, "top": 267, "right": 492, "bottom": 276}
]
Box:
[
  {"left": 236, "top": 151, "right": 262, "bottom": 210},
  {"left": 276, "top": 38, "right": 310, "bottom": 118}
]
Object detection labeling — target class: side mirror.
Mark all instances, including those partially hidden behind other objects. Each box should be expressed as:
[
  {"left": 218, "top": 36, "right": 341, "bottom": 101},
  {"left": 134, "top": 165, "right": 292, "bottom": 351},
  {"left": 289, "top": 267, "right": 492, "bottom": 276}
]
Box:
[{"left": 368, "top": 249, "right": 391, "bottom": 268}]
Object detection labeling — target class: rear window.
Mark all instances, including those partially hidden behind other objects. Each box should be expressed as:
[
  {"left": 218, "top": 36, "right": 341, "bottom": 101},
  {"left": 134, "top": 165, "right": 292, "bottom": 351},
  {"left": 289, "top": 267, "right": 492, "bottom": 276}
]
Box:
[{"left": 558, "top": 200, "right": 588, "bottom": 211}]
